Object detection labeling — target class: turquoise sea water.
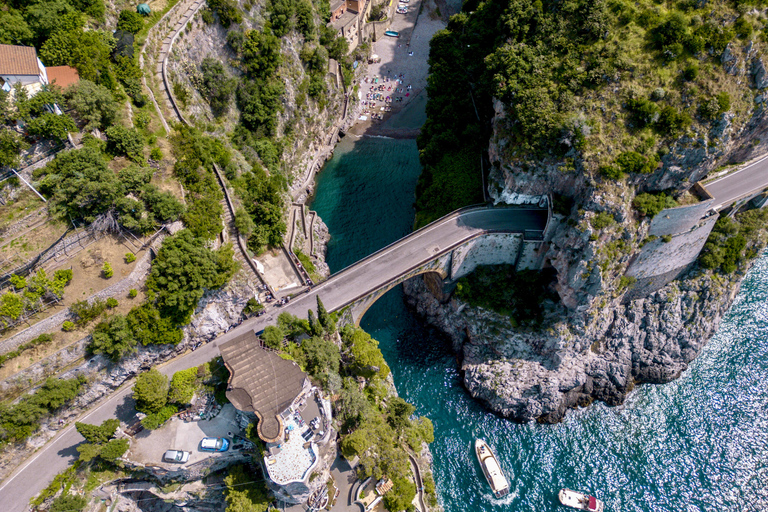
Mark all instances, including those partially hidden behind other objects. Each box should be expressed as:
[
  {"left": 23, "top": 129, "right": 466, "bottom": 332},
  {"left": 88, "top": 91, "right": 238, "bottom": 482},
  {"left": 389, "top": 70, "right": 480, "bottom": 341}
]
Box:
[{"left": 311, "top": 135, "right": 768, "bottom": 512}]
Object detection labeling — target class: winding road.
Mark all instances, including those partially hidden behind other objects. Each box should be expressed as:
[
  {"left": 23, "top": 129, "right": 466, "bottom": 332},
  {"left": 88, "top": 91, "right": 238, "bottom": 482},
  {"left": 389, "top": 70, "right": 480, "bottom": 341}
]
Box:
[
  {"left": 704, "top": 153, "right": 768, "bottom": 210},
  {"left": 0, "top": 205, "right": 545, "bottom": 512}
]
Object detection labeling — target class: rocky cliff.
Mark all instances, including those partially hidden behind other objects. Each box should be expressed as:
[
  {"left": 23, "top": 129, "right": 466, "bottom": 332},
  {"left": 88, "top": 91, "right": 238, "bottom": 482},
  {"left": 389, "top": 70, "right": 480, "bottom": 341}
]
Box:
[{"left": 406, "top": 33, "right": 768, "bottom": 423}]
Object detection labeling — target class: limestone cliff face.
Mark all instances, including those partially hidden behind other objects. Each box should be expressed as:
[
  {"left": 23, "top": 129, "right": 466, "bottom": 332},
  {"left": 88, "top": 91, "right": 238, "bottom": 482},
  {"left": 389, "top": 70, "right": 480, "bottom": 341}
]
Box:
[{"left": 405, "top": 52, "right": 768, "bottom": 423}]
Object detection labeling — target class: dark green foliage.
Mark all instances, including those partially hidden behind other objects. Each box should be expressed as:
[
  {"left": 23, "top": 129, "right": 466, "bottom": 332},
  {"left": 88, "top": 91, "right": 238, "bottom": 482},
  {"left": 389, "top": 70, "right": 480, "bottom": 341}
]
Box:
[
  {"left": 0, "top": 129, "right": 28, "bottom": 168},
  {"left": 146, "top": 230, "right": 236, "bottom": 325},
  {"left": 699, "top": 209, "right": 768, "bottom": 274},
  {"left": 455, "top": 267, "right": 558, "bottom": 325},
  {"left": 39, "top": 27, "right": 115, "bottom": 86},
  {"left": 632, "top": 192, "right": 678, "bottom": 217},
  {"left": 141, "top": 185, "right": 185, "bottom": 223},
  {"left": 734, "top": 16, "right": 753, "bottom": 39},
  {"left": 682, "top": 62, "right": 699, "bottom": 81},
  {"left": 655, "top": 105, "right": 691, "bottom": 136},
  {"left": 106, "top": 297, "right": 119, "bottom": 308},
  {"left": 386, "top": 396, "right": 414, "bottom": 432},
  {"left": 76, "top": 419, "right": 119, "bottom": 444},
  {"left": 141, "top": 404, "right": 177, "bottom": 430},
  {"left": 88, "top": 314, "right": 137, "bottom": 361},
  {"left": 208, "top": 0, "right": 243, "bottom": 27},
  {"left": 700, "top": 92, "right": 731, "bottom": 120},
  {"left": 132, "top": 368, "right": 168, "bottom": 414},
  {"left": 126, "top": 303, "right": 183, "bottom": 346},
  {"left": 261, "top": 325, "right": 284, "bottom": 349},
  {"left": 50, "top": 493, "right": 87, "bottom": 512},
  {"left": 0, "top": 376, "right": 85, "bottom": 443},
  {"left": 69, "top": 298, "right": 108, "bottom": 325},
  {"left": 65, "top": 79, "right": 118, "bottom": 130},
  {"left": 198, "top": 58, "right": 236, "bottom": 117},
  {"left": 169, "top": 367, "right": 198, "bottom": 404},
  {"left": 242, "top": 297, "right": 264, "bottom": 316},
  {"left": 99, "top": 438, "right": 129, "bottom": 460},
  {"left": 301, "top": 336, "right": 340, "bottom": 376},
  {"left": 269, "top": 0, "right": 314, "bottom": 38},
  {"left": 590, "top": 211, "right": 615, "bottom": 230},
  {"left": 171, "top": 126, "right": 227, "bottom": 240},
  {"left": 341, "top": 325, "right": 390, "bottom": 379},
  {"left": 616, "top": 151, "right": 659, "bottom": 175},
  {"left": 316, "top": 296, "right": 335, "bottom": 332},
  {"left": 0, "top": 10, "right": 34, "bottom": 46},
  {"left": 224, "top": 465, "right": 271, "bottom": 512},
  {"left": 234, "top": 207, "right": 256, "bottom": 238},
  {"left": 117, "top": 10, "right": 144, "bottom": 33},
  {"left": 119, "top": 165, "right": 152, "bottom": 193},
  {"left": 26, "top": 113, "right": 77, "bottom": 142},
  {"left": 232, "top": 163, "right": 286, "bottom": 252},
  {"left": 105, "top": 125, "right": 144, "bottom": 163}
]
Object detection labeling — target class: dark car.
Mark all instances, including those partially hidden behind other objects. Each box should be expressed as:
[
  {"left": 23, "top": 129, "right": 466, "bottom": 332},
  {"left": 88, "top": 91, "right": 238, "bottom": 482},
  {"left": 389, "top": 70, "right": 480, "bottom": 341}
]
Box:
[
  {"left": 200, "top": 437, "right": 230, "bottom": 452},
  {"left": 163, "top": 450, "right": 190, "bottom": 463}
]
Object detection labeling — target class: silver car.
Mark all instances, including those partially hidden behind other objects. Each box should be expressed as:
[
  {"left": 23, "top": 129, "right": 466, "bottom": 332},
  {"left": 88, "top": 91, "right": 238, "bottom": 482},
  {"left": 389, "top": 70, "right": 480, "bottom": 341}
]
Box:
[{"left": 163, "top": 450, "right": 190, "bottom": 463}]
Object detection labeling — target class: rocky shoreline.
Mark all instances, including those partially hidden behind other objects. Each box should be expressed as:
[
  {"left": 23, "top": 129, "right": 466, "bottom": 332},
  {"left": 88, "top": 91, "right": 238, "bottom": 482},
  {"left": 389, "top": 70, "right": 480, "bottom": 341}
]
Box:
[{"left": 403, "top": 246, "right": 753, "bottom": 423}]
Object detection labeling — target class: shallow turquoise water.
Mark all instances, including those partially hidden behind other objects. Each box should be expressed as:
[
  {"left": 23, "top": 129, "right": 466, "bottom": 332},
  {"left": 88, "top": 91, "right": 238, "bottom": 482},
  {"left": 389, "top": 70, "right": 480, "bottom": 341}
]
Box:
[{"left": 311, "top": 135, "right": 768, "bottom": 512}]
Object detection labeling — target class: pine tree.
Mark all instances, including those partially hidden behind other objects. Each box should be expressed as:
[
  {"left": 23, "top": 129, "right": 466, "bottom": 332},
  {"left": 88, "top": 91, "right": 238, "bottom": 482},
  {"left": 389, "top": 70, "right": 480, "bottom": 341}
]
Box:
[
  {"left": 316, "top": 296, "right": 335, "bottom": 332},
  {"left": 308, "top": 309, "right": 323, "bottom": 337}
]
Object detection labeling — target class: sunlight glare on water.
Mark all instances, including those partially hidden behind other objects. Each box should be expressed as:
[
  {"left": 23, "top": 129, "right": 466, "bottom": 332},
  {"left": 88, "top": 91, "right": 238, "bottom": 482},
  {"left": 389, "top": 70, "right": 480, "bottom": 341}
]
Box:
[{"left": 311, "top": 135, "right": 768, "bottom": 511}]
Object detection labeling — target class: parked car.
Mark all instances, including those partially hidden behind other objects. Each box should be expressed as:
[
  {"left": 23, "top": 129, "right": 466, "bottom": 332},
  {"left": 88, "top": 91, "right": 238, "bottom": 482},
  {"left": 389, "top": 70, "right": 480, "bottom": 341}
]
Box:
[
  {"left": 200, "top": 437, "right": 230, "bottom": 452},
  {"left": 397, "top": 7, "right": 408, "bottom": 13},
  {"left": 163, "top": 450, "right": 190, "bottom": 463}
]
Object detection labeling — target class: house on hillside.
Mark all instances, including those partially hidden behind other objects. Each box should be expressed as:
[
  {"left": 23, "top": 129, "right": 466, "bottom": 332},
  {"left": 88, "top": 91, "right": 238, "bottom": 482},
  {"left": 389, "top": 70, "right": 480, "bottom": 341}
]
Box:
[
  {"left": 47, "top": 65, "right": 80, "bottom": 90},
  {"left": 0, "top": 44, "right": 49, "bottom": 96},
  {"left": 220, "top": 332, "right": 334, "bottom": 505},
  {"left": 329, "top": 0, "right": 374, "bottom": 51}
]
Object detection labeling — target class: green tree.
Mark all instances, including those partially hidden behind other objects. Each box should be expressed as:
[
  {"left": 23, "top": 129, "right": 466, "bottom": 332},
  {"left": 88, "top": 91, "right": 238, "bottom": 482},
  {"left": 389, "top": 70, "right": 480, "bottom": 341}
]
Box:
[
  {"left": 116, "top": 10, "right": 144, "bottom": 33},
  {"left": 105, "top": 125, "right": 144, "bottom": 163},
  {"left": 75, "top": 418, "right": 119, "bottom": 444},
  {"left": 261, "top": 325, "right": 284, "bottom": 350},
  {"left": 26, "top": 113, "right": 77, "bottom": 143},
  {"left": 168, "top": 367, "right": 198, "bottom": 404},
  {"left": 0, "top": 10, "right": 34, "bottom": 46},
  {"left": 316, "top": 295, "right": 334, "bottom": 332},
  {"left": 126, "top": 303, "right": 183, "bottom": 346},
  {"left": 99, "top": 438, "right": 129, "bottom": 460},
  {"left": 0, "top": 128, "right": 29, "bottom": 168},
  {"left": 198, "top": 58, "right": 236, "bottom": 117},
  {"left": 132, "top": 368, "right": 169, "bottom": 414},
  {"left": 49, "top": 493, "right": 87, "bottom": 512},
  {"left": 234, "top": 207, "right": 256, "bottom": 238},
  {"left": 224, "top": 465, "right": 271, "bottom": 512},
  {"left": 387, "top": 396, "right": 415, "bottom": 433},
  {"left": 145, "top": 230, "right": 236, "bottom": 324},
  {"left": 88, "top": 314, "right": 137, "bottom": 361},
  {"left": 64, "top": 80, "right": 118, "bottom": 130}
]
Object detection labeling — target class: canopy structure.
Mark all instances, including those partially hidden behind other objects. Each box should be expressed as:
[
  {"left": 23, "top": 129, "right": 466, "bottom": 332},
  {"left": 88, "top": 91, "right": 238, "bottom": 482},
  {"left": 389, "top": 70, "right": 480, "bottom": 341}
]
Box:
[{"left": 137, "top": 3, "right": 151, "bottom": 15}]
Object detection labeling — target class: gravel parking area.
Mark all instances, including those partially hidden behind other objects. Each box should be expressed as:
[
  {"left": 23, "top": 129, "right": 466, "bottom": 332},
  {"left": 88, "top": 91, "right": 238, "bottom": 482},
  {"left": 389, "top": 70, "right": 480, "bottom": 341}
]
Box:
[{"left": 128, "top": 404, "right": 245, "bottom": 468}]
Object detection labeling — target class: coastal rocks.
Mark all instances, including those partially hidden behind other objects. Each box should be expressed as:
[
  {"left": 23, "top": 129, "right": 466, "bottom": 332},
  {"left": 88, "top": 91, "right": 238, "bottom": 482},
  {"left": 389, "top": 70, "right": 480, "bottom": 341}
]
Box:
[
  {"left": 752, "top": 57, "right": 768, "bottom": 89},
  {"left": 403, "top": 266, "right": 739, "bottom": 423}
]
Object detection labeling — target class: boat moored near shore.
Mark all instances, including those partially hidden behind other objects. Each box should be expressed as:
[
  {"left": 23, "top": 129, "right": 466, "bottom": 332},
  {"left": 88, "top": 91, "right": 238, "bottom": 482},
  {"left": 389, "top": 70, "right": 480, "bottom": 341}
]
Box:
[{"left": 474, "top": 439, "right": 509, "bottom": 499}]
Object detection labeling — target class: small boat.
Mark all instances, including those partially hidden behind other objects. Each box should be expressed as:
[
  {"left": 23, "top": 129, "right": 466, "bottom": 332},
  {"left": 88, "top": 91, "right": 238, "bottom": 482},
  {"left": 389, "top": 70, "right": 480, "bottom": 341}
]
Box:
[
  {"left": 558, "top": 489, "right": 604, "bottom": 512},
  {"left": 474, "top": 439, "right": 509, "bottom": 498}
]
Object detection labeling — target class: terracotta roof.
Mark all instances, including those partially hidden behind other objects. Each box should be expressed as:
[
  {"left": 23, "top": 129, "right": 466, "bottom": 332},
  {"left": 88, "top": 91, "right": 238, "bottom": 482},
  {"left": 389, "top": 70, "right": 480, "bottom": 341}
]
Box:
[
  {"left": 220, "top": 331, "right": 308, "bottom": 443},
  {"left": 47, "top": 66, "right": 79, "bottom": 89},
  {"left": 0, "top": 44, "right": 40, "bottom": 76}
]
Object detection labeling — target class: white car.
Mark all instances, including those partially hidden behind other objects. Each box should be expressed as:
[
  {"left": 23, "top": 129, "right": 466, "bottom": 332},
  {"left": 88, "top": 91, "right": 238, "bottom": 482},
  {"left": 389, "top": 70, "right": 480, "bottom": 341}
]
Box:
[
  {"left": 163, "top": 450, "right": 190, "bottom": 463},
  {"left": 397, "top": 7, "right": 407, "bottom": 13}
]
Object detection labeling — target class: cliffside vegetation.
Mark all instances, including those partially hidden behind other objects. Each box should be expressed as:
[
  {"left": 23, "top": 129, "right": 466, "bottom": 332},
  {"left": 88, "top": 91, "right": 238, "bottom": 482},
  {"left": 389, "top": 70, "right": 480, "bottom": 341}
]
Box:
[
  {"left": 417, "top": 0, "right": 768, "bottom": 225},
  {"left": 258, "top": 299, "right": 435, "bottom": 512}
]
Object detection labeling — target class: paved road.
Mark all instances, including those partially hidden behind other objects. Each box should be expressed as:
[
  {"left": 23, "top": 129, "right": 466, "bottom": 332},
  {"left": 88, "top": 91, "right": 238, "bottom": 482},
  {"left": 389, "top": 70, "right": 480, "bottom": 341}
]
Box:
[
  {"left": 705, "top": 153, "right": 768, "bottom": 210},
  {"left": 0, "top": 206, "right": 546, "bottom": 512}
]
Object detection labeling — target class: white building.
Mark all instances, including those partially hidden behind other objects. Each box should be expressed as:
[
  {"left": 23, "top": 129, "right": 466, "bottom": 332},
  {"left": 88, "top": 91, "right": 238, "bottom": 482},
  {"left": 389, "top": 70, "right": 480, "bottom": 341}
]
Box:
[{"left": 0, "top": 44, "right": 49, "bottom": 96}]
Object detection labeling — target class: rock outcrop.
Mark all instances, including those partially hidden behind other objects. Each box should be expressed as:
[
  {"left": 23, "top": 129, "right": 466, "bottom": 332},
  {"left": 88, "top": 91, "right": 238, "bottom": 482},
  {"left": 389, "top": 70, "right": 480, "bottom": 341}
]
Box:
[{"left": 405, "top": 38, "right": 768, "bottom": 424}]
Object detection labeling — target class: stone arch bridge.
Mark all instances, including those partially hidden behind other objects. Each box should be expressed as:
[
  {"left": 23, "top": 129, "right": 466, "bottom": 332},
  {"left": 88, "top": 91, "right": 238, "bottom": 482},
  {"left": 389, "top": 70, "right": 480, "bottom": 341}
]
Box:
[{"left": 245, "top": 204, "right": 551, "bottom": 330}]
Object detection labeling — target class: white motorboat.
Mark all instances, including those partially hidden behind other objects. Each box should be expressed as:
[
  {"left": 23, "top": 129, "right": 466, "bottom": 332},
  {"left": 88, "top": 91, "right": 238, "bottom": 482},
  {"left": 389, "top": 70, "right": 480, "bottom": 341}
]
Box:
[
  {"left": 474, "top": 439, "right": 509, "bottom": 499},
  {"left": 558, "top": 488, "right": 605, "bottom": 512}
]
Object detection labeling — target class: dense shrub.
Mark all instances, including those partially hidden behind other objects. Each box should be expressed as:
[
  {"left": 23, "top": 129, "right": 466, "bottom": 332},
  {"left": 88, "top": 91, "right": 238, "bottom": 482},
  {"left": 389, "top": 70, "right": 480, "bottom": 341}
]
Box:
[
  {"left": 0, "top": 376, "right": 85, "bottom": 443},
  {"left": 88, "top": 314, "right": 136, "bottom": 361},
  {"left": 590, "top": 211, "right": 615, "bottom": 230},
  {"left": 126, "top": 303, "right": 183, "bottom": 345},
  {"left": 197, "top": 58, "right": 235, "bottom": 117},
  {"left": 632, "top": 192, "right": 678, "bottom": 217},
  {"left": 105, "top": 125, "right": 144, "bottom": 163},
  {"left": 65, "top": 79, "right": 118, "bottom": 130},
  {"left": 133, "top": 368, "right": 168, "bottom": 414},
  {"left": 616, "top": 151, "right": 659, "bottom": 175},
  {"left": 168, "top": 367, "right": 198, "bottom": 404},
  {"left": 146, "top": 230, "right": 236, "bottom": 324},
  {"left": 699, "top": 210, "right": 768, "bottom": 274},
  {"left": 208, "top": 0, "right": 243, "bottom": 27},
  {"left": 116, "top": 10, "right": 143, "bottom": 33},
  {"left": 26, "top": 113, "right": 77, "bottom": 142},
  {"left": 141, "top": 404, "right": 178, "bottom": 430}
]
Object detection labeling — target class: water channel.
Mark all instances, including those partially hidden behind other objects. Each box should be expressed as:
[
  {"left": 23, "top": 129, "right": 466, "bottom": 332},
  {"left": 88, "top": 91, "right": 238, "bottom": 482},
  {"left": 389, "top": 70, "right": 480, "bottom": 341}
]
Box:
[{"left": 309, "top": 132, "right": 768, "bottom": 512}]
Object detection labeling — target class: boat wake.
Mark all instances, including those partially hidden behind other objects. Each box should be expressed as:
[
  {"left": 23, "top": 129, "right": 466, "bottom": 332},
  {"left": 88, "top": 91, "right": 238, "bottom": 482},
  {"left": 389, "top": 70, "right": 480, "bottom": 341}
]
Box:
[
  {"left": 479, "top": 489, "right": 518, "bottom": 506},
  {"left": 364, "top": 134, "right": 394, "bottom": 140}
]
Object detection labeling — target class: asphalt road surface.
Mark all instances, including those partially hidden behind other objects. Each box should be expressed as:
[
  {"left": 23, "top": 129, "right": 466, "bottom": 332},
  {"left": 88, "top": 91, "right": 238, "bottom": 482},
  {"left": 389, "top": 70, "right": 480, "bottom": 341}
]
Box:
[
  {"left": 706, "top": 153, "right": 768, "bottom": 209},
  {"left": 0, "top": 205, "right": 546, "bottom": 512}
]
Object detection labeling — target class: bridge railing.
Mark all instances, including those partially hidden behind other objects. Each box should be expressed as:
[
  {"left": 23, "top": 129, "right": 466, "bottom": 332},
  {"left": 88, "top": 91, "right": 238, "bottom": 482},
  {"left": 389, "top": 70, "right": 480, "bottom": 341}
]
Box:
[{"left": 318, "top": 203, "right": 544, "bottom": 282}]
